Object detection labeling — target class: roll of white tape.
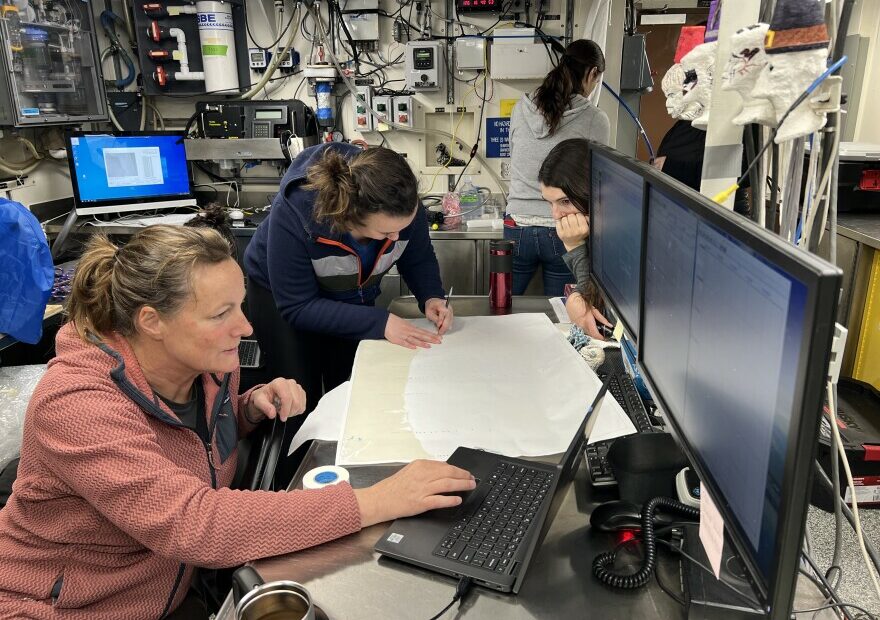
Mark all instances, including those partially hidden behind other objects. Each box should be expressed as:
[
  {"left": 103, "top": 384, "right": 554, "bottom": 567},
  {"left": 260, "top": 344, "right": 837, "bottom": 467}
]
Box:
[{"left": 303, "top": 465, "right": 350, "bottom": 490}]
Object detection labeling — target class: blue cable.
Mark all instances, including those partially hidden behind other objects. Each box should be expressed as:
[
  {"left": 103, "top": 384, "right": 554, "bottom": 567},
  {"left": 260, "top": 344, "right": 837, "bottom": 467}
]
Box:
[
  {"left": 601, "top": 81, "right": 656, "bottom": 161},
  {"left": 806, "top": 55, "right": 848, "bottom": 96}
]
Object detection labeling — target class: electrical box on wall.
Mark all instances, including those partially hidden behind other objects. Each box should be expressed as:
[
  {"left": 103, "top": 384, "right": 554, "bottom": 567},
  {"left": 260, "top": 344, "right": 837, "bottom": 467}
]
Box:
[
  {"left": 248, "top": 48, "right": 269, "bottom": 71},
  {"left": 489, "top": 28, "right": 555, "bottom": 80},
  {"left": 135, "top": 0, "right": 252, "bottom": 96},
  {"left": 353, "top": 85, "right": 374, "bottom": 131},
  {"left": 405, "top": 40, "right": 445, "bottom": 91},
  {"left": 392, "top": 96, "right": 413, "bottom": 127},
  {"left": 340, "top": 0, "right": 380, "bottom": 42},
  {"left": 0, "top": 1, "right": 107, "bottom": 126},
  {"left": 455, "top": 37, "right": 486, "bottom": 71}
]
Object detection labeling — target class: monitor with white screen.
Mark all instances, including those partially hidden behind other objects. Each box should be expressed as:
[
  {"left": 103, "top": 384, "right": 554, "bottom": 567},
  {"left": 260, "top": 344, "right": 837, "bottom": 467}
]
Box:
[
  {"left": 638, "top": 174, "right": 841, "bottom": 619},
  {"left": 66, "top": 131, "right": 196, "bottom": 215},
  {"left": 588, "top": 144, "right": 649, "bottom": 344}
]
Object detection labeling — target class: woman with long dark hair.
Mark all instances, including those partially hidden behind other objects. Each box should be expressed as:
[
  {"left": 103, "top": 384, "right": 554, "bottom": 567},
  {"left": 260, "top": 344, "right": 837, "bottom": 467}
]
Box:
[
  {"left": 538, "top": 138, "right": 611, "bottom": 340},
  {"left": 506, "top": 39, "right": 610, "bottom": 296},
  {"left": 244, "top": 143, "right": 452, "bottom": 411}
]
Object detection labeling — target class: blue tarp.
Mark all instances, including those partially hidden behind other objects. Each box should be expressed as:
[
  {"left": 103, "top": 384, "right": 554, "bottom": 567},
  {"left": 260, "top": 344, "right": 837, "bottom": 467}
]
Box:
[{"left": 0, "top": 199, "right": 54, "bottom": 344}]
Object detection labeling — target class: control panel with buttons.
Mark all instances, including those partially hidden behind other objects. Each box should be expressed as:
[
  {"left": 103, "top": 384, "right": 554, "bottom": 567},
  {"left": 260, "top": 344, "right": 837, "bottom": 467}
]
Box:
[
  {"left": 392, "top": 95, "right": 413, "bottom": 127},
  {"left": 372, "top": 95, "right": 391, "bottom": 125},
  {"left": 353, "top": 85, "right": 374, "bottom": 132},
  {"left": 404, "top": 40, "right": 444, "bottom": 92}
]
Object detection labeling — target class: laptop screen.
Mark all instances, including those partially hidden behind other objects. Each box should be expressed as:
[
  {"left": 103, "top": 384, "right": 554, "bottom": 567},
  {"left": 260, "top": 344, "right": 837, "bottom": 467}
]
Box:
[
  {"left": 558, "top": 377, "right": 610, "bottom": 483},
  {"left": 67, "top": 132, "right": 193, "bottom": 209}
]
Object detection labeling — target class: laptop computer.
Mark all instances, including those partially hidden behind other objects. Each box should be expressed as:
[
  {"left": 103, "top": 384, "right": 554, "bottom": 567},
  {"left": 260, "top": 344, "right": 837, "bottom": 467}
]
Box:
[
  {"left": 238, "top": 339, "right": 262, "bottom": 369},
  {"left": 374, "top": 376, "right": 611, "bottom": 593}
]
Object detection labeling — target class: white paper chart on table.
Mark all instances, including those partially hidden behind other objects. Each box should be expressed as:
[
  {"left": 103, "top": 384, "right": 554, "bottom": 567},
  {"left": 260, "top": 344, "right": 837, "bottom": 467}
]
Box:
[{"left": 336, "top": 313, "right": 635, "bottom": 466}]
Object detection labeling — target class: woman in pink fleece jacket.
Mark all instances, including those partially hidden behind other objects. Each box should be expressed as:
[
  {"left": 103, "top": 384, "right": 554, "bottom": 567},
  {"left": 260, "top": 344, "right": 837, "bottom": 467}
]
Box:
[{"left": 0, "top": 226, "right": 474, "bottom": 620}]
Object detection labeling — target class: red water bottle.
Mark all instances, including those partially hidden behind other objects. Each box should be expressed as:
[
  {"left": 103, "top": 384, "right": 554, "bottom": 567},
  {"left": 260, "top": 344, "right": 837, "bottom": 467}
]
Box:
[{"left": 489, "top": 239, "right": 514, "bottom": 313}]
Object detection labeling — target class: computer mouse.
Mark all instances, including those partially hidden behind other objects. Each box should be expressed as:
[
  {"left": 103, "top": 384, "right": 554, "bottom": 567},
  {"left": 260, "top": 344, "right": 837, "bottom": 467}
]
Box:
[
  {"left": 228, "top": 209, "right": 245, "bottom": 221},
  {"left": 590, "top": 500, "right": 643, "bottom": 532}
]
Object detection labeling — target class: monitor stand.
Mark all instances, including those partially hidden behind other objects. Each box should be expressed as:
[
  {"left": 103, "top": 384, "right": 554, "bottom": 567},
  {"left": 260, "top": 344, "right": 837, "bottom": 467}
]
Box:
[
  {"left": 50, "top": 198, "right": 198, "bottom": 259},
  {"left": 680, "top": 524, "right": 764, "bottom": 620}
]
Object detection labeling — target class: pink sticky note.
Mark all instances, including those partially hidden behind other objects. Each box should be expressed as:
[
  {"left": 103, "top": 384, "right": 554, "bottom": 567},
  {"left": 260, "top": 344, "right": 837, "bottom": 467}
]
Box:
[{"left": 699, "top": 487, "right": 725, "bottom": 579}]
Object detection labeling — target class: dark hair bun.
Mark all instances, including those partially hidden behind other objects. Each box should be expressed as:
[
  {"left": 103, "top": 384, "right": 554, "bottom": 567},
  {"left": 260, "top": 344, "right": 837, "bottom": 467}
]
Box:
[{"left": 188, "top": 203, "right": 231, "bottom": 229}]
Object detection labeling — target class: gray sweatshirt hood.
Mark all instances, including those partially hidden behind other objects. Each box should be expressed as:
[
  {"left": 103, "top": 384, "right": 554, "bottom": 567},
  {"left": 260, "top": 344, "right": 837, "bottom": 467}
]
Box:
[{"left": 519, "top": 93, "right": 597, "bottom": 139}]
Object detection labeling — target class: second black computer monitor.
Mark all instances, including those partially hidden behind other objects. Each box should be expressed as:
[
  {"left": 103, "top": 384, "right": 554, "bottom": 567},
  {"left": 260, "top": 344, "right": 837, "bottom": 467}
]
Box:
[
  {"left": 639, "top": 176, "right": 841, "bottom": 619},
  {"left": 588, "top": 144, "right": 648, "bottom": 344}
]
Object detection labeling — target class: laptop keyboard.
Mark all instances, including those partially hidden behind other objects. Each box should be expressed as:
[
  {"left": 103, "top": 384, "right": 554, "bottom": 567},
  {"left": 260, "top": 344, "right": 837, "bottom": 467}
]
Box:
[
  {"left": 585, "top": 372, "right": 655, "bottom": 486},
  {"left": 432, "top": 462, "right": 553, "bottom": 573},
  {"left": 238, "top": 339, "right": 261, "bottom": 369}
]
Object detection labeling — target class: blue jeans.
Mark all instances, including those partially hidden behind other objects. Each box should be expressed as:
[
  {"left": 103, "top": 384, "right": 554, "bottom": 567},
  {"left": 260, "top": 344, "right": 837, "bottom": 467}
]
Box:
[{"left": 503, "top": 225, "right": 575, "bottom": 296}]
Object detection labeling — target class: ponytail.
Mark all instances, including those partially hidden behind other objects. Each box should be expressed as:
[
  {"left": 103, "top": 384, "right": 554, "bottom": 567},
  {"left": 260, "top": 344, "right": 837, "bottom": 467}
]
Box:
[
  {"left": 533, "top": 39, "right": 606, "bottom": 135},
  {"left": 66, "top": 226, "right": 233, "bottom": 341},
  {"left": 306, "top": 149, "right": 359, "bottom": 231},
  {"left": 66, "top": 236, "right": 117, "bottom": 340},
  {"left": 306, "top": 146, "right": 419, "bottom": 232}
]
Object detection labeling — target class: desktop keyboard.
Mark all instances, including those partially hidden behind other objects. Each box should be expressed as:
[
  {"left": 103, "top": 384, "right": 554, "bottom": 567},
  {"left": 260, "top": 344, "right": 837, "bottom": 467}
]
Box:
[
  {"left": 432, "top": 462, "right": 553, "bottom": 572},
  {"left": 586, "top": 371, "right": 657, "bottom": 487},
  {"left": 238, "top": 339, "right": 262, "bottom": 369}
]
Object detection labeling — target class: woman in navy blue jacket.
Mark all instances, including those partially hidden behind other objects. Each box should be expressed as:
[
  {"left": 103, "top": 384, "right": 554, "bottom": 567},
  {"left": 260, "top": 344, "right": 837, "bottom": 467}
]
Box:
[{"left": 244, "top": 143, "right": 452, "bottom": 410}]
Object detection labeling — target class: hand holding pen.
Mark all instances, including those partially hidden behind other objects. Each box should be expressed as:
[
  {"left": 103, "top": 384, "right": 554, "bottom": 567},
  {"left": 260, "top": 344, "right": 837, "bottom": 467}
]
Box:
[{"left": 425, "top": 286, "right": 454, "bottom": 336}]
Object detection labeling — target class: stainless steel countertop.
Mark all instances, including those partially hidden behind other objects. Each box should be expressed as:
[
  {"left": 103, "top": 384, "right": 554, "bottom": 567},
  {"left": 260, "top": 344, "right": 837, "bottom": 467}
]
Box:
[
  {"left": 835, "top": 213, "right": 880, "bottom": 250},
  {"left": 429, "top": 224, "right": 504, "bottom": 240}
]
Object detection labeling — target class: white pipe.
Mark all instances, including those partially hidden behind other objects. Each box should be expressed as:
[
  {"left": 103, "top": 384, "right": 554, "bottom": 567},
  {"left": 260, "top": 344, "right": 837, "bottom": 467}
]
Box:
[
  {"left": 169, "top": 28, "right": 190, "bottom": 73},
  {"left": 168, "top": 27, "right": 205, "bottom": 82},
  {"left": 173, "top": 71, "right": 205, "bottom": 81},
  {"left": 167, "top": 5, "right": 198, "bottom": 16}
]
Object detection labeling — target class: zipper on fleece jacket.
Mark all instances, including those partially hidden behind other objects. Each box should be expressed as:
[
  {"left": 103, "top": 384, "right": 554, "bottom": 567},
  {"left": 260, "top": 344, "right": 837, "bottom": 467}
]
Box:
[
  {"left": 316, "top": 236, "right": 392, "bottom": 302},
  {"left": 94, "top": 336, "right": 232, "bottom": 619},
  {"left": 159, "top": 564, "right": 187, "bottom": 619}
]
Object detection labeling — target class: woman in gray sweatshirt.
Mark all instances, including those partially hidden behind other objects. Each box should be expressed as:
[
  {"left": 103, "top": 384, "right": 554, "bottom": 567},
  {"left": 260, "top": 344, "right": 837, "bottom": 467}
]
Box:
[{"left": 506, "top": 39, "right": 611, "bottom": 296}]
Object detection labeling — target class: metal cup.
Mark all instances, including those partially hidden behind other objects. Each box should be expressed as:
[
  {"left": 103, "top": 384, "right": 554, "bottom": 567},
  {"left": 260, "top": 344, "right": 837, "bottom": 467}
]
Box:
[{"left": 233, "top": 566, "right": 316, "bottom": 620}]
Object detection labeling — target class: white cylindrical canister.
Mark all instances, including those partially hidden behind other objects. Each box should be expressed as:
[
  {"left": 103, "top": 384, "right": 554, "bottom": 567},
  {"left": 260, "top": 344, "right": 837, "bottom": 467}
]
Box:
[
  {"left": 302, "top": 466, "right": 350, "bottom": 490},
  {"left": 196, "top": 1, "right": 239, "bottom": 93}
]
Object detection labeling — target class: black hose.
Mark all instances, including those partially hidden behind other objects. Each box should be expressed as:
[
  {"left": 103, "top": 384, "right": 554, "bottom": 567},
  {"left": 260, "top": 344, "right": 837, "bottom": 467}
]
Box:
[
  {"left": 593, "top": 497, "right": 700, "bottom": 589},
  {"left": 767, "top": 143, "right": 779, "bottom": 232}
]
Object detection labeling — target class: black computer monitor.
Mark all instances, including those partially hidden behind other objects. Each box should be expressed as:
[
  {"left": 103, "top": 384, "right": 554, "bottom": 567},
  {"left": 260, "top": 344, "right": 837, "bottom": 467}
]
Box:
[
  {"left": 638, "top": 174, "right": 841, "bottom": 619},
  {"left": 588, "top": 144, "right": 649, "bottom": 344},
  {"left": 66, "top": 131, "right": 196, "bottom": 215}
]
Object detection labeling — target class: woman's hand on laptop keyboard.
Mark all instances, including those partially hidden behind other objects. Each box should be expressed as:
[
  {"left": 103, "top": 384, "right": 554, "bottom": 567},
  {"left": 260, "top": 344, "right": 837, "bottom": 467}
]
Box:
[{"left": 353, "top": 460, "right": 476, "bottom": 527}]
